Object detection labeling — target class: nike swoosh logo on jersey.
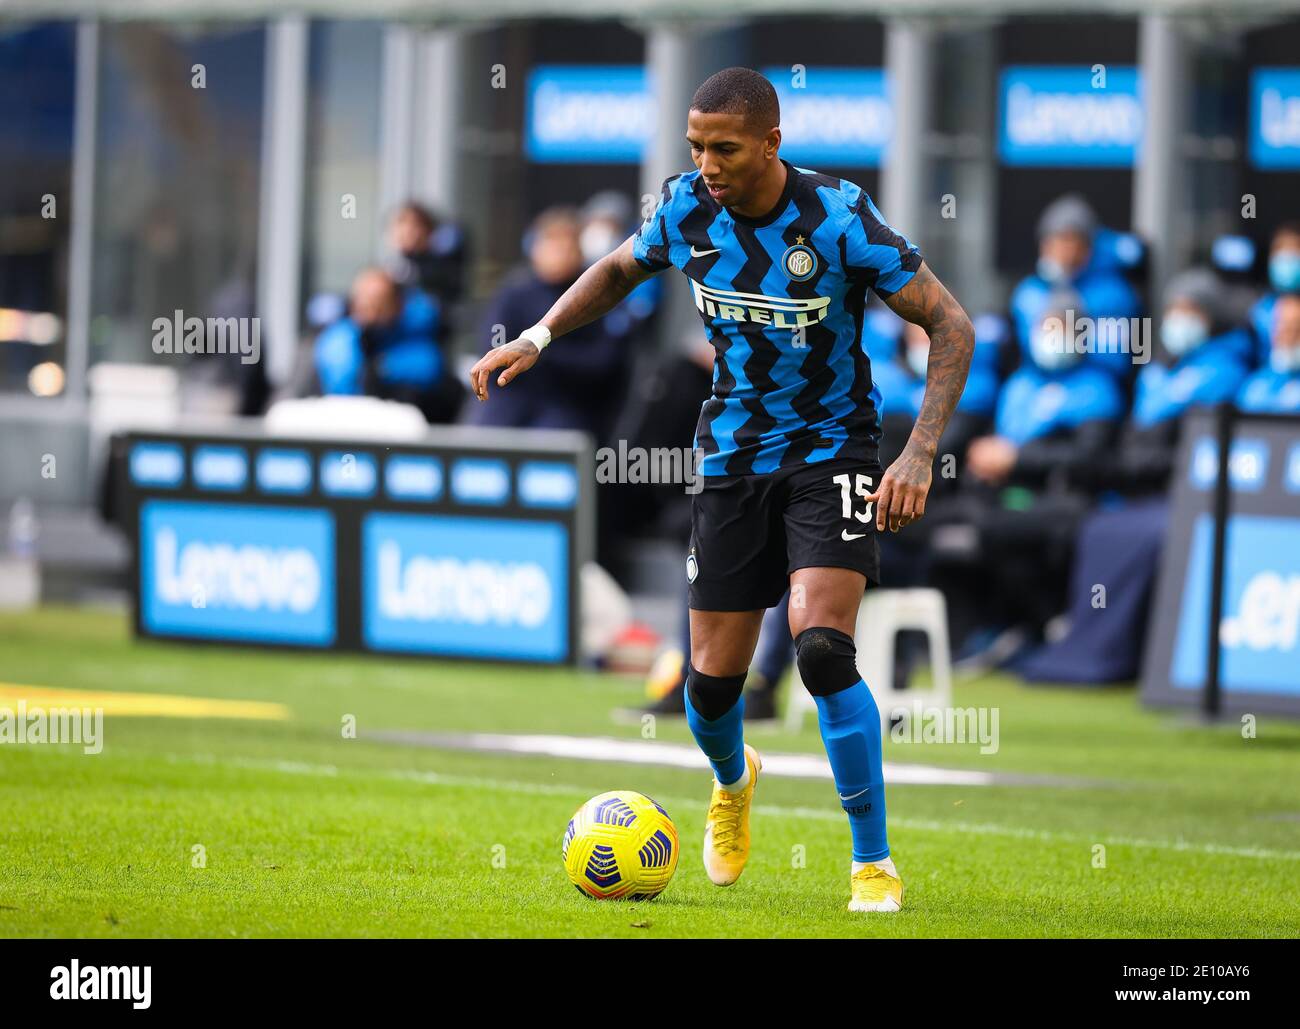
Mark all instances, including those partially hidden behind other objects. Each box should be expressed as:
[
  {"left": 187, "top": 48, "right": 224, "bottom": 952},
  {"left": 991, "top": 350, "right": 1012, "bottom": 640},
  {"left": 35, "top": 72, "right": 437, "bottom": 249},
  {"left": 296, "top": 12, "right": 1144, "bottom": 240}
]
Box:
[
  {"left": 689, "top": 245, "right": 721, "bottom": 257},
  {"left": 842, "top": 529, "right": 868, "bottom": 541},
  {"left": 838, "top": 787, "right": 871, "bottom": 801}
]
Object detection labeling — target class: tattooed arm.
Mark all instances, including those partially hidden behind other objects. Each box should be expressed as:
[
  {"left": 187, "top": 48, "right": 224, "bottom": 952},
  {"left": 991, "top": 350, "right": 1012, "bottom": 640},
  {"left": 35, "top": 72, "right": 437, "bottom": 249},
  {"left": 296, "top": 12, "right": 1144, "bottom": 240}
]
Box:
[
  {"left": 470, "top": 237, "right": 658, "bottom": 402},
  {"left": 868, "top": 262, "right": 975, "bottom": 531}
]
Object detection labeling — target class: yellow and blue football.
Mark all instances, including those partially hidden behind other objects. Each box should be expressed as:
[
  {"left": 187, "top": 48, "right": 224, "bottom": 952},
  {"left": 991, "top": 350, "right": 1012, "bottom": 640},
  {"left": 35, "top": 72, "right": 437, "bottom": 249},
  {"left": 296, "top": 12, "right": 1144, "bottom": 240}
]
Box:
[{"left": 562, "top": 791, "right": 680, "bottom": 900}]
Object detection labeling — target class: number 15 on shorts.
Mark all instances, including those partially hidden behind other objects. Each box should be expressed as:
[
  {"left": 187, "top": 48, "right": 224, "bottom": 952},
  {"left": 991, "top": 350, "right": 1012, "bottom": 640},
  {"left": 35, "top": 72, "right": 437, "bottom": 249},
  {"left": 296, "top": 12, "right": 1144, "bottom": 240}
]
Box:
[{"left": 834, "top": 473, "right": 874, "bottom": 540}]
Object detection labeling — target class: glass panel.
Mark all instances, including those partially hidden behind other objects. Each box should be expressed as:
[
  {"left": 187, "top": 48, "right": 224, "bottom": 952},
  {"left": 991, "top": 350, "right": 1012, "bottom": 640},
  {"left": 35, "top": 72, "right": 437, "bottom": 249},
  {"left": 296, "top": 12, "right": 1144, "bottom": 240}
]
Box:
[
  {"left": 301, "top": 20, "right": 384, "bottom": 305},
  {"left": 0, "top": 22, "right": 76, "bottom": 398},
  {"left": 89, "top": 22, "right": 265, "bottom": 377}
]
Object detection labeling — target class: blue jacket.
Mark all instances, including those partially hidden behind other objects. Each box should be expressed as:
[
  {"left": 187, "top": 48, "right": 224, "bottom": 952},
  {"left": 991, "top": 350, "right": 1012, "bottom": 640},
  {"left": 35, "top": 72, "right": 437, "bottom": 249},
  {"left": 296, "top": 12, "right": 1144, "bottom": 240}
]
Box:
[
  {"left": 865, "top": 309, "right": 1000, "bottom": 419},
  {"left": 1132, "top": 331, "right": 1251, "bottom": 428},
  {"left": 875, "top": 353, "right": 1000, "bottom": 420},
  {"left": 315, "top": 288, "right": 442, "bottom": 395},
  {"left": 996, "top": 362, "right": 1123, "bottom": 446},
  {"left": 1010, "top": 261, "right": 1142, "bottom": 380},
  {"left": 1249, "top": 293, "right": 1292, "bottom": 367}
]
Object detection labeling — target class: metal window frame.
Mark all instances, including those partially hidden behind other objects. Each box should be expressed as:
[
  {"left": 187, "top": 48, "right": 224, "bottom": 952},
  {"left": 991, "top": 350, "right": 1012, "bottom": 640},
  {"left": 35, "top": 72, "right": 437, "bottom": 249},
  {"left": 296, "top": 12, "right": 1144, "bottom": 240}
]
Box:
[{"left": 257, "top": 16, "right": 309, "bottom": 388}]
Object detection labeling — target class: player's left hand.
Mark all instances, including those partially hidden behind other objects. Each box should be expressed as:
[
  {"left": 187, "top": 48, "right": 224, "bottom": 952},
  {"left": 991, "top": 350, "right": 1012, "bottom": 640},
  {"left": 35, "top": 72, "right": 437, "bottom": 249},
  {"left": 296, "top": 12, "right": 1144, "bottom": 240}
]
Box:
[{"left": 866, "top": 446, "right": 933, "bottom": 533}]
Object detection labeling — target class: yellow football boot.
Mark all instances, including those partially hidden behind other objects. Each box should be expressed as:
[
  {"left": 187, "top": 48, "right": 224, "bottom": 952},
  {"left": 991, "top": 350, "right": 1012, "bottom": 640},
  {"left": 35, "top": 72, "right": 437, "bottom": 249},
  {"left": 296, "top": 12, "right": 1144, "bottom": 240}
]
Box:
[
  {"left": 848, "top": 862, "right": 904, "bottom": 913},
  {"left": 702, "top": 743, "right": 762, "bottom": 886}
]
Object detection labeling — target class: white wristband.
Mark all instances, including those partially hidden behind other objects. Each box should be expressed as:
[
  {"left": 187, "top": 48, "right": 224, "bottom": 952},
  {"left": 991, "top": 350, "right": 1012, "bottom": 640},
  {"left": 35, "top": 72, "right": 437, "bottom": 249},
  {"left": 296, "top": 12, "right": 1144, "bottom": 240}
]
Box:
[{"left": 520, "top": 324, "right": 552, "bottom": 352}]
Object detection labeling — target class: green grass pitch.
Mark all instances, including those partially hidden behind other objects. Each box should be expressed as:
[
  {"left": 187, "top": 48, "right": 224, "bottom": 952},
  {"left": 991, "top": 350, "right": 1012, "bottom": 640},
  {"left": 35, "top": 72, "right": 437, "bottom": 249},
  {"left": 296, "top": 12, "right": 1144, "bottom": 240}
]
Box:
[{"left": 1, "top": 606, "right": 1297, "bottom": 938}]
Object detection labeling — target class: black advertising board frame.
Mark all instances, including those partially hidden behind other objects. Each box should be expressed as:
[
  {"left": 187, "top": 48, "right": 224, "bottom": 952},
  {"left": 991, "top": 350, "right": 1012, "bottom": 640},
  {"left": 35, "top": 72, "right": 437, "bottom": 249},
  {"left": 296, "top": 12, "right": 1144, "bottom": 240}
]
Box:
[
  {"left": 1141, "top": 407, "right": 1300, "bottom": 718},
  {"left": 117, "top": 420, "right": 595, "bottom": 666}
]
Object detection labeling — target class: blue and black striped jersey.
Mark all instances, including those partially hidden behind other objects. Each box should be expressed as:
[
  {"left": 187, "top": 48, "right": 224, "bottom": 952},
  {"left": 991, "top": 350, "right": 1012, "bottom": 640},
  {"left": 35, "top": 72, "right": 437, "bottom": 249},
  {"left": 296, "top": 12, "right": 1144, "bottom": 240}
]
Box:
[{"left": 633, "top": 159, "right": 922, "bottom": 477}]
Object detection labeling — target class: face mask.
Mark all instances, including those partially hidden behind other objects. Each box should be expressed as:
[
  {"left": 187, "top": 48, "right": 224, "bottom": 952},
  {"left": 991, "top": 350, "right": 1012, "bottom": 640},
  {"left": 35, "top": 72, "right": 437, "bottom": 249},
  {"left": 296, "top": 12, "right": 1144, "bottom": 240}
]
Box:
[
  {"left": 1161, "top": 313, "right": 1210, "bottom": 358},
  {"left": 1269, "top": 251, "right": 1300, "bottom": 293},
  {"left": 1030, "top": 326, "right": 1082, "bottom": 372},
  {"left": 580, "top": 224, "right": 622, "bottom": 265},
  {"left": 1270, "top": 346, "right": 1300, "bottom": 374},
  {"left": 906, "top": 345, "right": 929, "bottom": 378},
  {"left": 1037, "top": 257, "right": 1069, "bottom": 285}
]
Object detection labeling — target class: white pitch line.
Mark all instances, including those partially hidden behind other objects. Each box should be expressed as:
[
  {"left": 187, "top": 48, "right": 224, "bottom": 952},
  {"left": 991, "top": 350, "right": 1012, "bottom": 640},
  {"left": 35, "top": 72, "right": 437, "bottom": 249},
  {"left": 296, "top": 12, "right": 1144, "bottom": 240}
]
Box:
[
  {"left": 380, "top": 731, "right": 1006, "bottom": 786},
  {"left": 162, "top": 751, "right": 1300, "bottom": 864}
]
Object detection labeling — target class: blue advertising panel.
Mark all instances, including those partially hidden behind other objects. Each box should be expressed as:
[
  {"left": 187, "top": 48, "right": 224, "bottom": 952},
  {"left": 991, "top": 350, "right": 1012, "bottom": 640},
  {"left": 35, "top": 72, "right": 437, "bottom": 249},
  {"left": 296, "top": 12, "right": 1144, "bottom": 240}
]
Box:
[
  {"left": 363, "top": 513, "right": 568, "bottom": 661},
  {"left": 518, "top": 461, "right": 579, "bottom": 509},
  {"left": 999, "top": 66, "right": 1143, "bottom": 167},
  {"left": 1250, "top": 68, "right": 1300, "bottom": 170},
  {"left": 1172, "top": 515, "right": 1300, "bottom": 696},
  {"left": 1143, "top": 411, "right": 1300, "bottom": 715},
  {"left": 192, "top": 445, "right": 248, "bottom": 492},
  {"left": 385, "top": 455, "right": 443, "bottom": 502},
  {"left": 122, "top": 428, "right": 592, "bottom": 664},
  {"left": 130, "top": 442, "right": 184, "bottom": 488},
  {"left": 451, "top": 458, "right": 511, "bottom": 505},
  {"left": 1188, "top": 436, "right": 1270, "bottom": 494},
  {"left": 526, "top": 66, "right": 653, "bottom": 163},
  {"left": 320, "top": 450, "right": 378, "bottom": 498},
  {"left": 256, "top": 448, "right": 312, "bottom": 494},
  {"left": 139, "top": 500, "right": 336, "bottom": 646},
  {"left": 763, "top": 67, "right": 891, "bottom": 167},
  {"left": 526, "top": 65, "right": 891, "bottom": 166}
]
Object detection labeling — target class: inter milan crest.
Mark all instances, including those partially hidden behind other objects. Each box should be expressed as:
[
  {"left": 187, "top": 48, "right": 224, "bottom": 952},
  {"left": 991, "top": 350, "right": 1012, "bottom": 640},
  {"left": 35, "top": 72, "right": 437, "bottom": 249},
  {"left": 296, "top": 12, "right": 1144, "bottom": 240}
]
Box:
[{"left": 781, "top": 234, "right": 819, "bottom": 282}]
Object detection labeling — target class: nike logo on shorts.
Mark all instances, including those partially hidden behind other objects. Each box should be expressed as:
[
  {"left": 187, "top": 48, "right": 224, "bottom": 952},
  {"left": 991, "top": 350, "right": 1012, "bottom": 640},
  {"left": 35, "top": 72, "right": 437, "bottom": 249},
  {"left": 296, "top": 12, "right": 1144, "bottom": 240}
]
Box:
[
  {"left": 842, "top": 529, "right": 868, "bottom": 541},
  {"left": 690, "top": 245, "right": 721, "bottom": 257}
]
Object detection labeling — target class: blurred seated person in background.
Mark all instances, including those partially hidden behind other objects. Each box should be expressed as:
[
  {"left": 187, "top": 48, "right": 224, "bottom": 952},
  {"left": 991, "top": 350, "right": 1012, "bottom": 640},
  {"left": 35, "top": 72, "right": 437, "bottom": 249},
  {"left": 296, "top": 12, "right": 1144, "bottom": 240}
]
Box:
[
  {"left": 967, "top": 291, "right": 1124, "bottom": 492},
  {"left": 314, "top": 267, "right": 462, "bottom": 423},
  {"left": 1104, "top": 267, "right": 1252, "bottom": 494},
  {"left": 579, "top": 191, "right": 632, "bottom": 269},
  {"left": 1015, "top": 270, "right": 1252, "bottom": 684},
  {"left": 1010, "top": 194, "right": 1142, "bottom": 384},
  {"left": 934, "top": 292, "right": 1125, "bottom": 660},
  {"left": 385, "top": 201, "right": 470, "bottom": 320},
  {"left": 1239, "top": 293, "right": 1300, "bottom": 414},
  {"left": 468, "top": 206, "right": 631, "bottom": 440},
  {"left": 1249, "top": 223, "right": 1300, "bottom": 366},
  {"left": 580, "top": 191, "right": 661, "bottom": 338}
]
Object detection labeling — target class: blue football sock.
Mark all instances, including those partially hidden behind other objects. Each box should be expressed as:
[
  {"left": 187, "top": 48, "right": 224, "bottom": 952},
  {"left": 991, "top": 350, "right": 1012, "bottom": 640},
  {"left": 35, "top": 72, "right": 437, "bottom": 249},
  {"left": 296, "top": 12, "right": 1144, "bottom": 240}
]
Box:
[
  {"left": 814, "top": 679, "right": 889, "bottom": 863},
  {"left": 684, "top": 669, "right": 747, "bottom": 786}
]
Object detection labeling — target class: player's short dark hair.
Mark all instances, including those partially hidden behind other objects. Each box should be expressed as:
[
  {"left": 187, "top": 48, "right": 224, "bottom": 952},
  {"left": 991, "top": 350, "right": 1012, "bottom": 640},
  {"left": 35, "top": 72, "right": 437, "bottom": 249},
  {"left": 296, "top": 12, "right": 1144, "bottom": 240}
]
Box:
[{"left": 690, "top": 67, "right": 779, "bottom": 136}]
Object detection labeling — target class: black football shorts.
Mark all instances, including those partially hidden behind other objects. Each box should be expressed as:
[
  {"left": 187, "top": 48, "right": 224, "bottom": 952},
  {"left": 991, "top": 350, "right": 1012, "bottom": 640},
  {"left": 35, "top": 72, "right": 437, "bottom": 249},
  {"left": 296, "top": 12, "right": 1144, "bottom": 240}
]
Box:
[{"left": 686, "top": 456, "right": 884, "bottom": 611}]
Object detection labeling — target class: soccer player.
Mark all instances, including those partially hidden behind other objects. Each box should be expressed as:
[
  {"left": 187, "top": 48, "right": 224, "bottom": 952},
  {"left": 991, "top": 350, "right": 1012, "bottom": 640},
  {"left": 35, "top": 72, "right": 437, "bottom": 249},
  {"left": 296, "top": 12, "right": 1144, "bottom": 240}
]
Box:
[{"left": 471, "top": 67, "right": 974, "bottom": 913}]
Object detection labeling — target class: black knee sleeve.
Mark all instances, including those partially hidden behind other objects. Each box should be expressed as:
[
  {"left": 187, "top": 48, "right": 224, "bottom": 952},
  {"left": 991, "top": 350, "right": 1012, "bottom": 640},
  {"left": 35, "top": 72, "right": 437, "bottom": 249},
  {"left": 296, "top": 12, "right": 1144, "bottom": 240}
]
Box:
[
  {"left": 794, "top": 627, "right": 861, "bottom": 697},
  {"left": 686, "top": 666, "right": 746, "bottom": 721}
]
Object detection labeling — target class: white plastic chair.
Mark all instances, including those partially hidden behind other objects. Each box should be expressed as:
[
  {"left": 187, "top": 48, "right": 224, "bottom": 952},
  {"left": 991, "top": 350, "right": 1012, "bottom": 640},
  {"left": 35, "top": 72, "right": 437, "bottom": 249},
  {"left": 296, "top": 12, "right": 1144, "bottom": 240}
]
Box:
[{"left": 784, "top": 588, "right": 953, "bottom": 732}]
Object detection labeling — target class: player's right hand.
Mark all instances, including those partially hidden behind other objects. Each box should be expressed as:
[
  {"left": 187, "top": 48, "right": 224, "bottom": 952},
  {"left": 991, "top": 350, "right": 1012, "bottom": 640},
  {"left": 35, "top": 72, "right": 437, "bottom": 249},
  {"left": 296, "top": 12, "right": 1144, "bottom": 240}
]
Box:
[{"left": 469, "top": 339, "right": 542, "bottom": 402}]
